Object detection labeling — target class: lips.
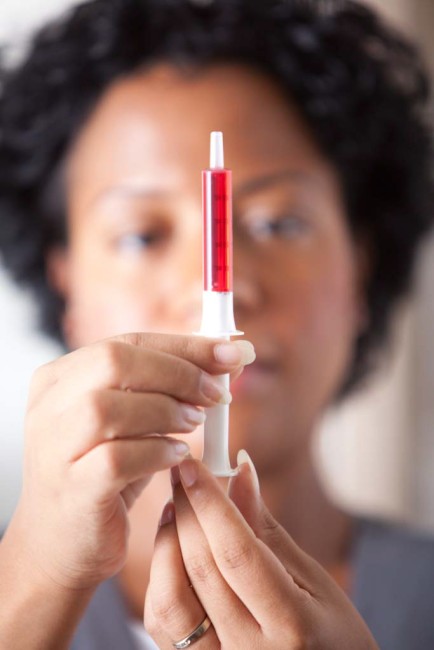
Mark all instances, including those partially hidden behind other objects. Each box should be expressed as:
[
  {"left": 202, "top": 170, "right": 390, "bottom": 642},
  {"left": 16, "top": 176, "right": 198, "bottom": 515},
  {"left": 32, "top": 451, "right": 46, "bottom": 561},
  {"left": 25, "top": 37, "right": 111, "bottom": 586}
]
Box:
[{"left": 230, "top": 357, "right": 279, "bottom": 397}]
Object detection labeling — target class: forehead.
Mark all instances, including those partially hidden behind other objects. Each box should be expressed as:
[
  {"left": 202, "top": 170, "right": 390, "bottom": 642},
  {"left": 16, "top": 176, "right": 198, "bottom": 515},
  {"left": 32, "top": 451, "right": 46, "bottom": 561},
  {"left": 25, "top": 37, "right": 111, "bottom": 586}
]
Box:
[{"left": 67, "top": 63, "right": 335, "bottom": 201}]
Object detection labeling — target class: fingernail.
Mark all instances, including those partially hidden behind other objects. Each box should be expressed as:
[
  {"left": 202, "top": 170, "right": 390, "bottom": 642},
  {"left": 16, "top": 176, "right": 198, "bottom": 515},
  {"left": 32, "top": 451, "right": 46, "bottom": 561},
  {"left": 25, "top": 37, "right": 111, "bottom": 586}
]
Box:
[
  {"left": 159, "top": 500, "right": 175, "bottom": 526},
  {"left": 237, "top": 449, "right": 260, "bottom": 494},
  {"left": 179, "top": 459, "right": 198, "bottom": 488},
  {"left": 214, "top": 340, "right": 256, "bottom": 366},
  {"left": 231, "top": 365, "right": 245, "bottom": 383},
  {"left": 172, "top": 441, "right": 190, "bottom": 458},
  {"left": 170, "top": 465, "right": 180, "bottom": 487},
  {"left": 180, "top": 404, "right": 206, "bottom": 426},
  {"left": 200, "top": 373, "right": 232, "bottom": 404}
]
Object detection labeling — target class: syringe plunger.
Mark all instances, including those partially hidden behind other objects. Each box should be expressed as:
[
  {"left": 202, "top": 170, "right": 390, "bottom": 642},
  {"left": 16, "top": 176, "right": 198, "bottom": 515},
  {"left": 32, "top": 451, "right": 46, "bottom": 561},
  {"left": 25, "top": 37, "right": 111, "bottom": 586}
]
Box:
[{"left": 210, "top": 131, "right": 224, "bottom": 169}]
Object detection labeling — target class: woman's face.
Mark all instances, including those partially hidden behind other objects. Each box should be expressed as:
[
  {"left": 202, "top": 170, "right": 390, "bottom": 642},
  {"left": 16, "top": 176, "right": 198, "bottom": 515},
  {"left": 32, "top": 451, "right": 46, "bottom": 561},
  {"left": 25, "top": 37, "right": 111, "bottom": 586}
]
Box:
[{"left": 57, "top": 63, "right": 364, "bottom": 473}]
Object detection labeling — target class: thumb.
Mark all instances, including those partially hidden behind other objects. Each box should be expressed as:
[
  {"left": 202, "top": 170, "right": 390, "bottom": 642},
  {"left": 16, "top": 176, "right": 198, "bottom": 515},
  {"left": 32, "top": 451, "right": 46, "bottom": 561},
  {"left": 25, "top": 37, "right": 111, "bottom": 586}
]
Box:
[
  {"left": 227, "top": 449, "right": 262, "bottom": 530},
  {"left": 229, "top": 450, "right": 292, "bottom": 555},
  {"left": 229, "top": 450, "right": 327, "bottom": 591}
]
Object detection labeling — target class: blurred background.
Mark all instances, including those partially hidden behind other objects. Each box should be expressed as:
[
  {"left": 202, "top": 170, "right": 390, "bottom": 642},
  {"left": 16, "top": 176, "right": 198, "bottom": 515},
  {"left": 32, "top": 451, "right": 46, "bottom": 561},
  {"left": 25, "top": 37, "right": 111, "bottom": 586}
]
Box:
[{"left": 0, "top": 0, "right": 434, "bottom": 530}]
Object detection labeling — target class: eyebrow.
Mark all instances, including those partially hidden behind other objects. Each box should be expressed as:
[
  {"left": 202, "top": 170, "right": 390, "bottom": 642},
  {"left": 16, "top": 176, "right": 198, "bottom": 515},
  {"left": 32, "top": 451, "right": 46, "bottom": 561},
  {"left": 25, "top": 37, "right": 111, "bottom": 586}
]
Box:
[
  {"left": 86, "top": 179, "right": 179, "bottom": 216},
  {"left": 92, "top": 183, "right": 174, "bottom": 208},
  {"left": 234, "top": 170, "right": 315, "bottom": 199}
]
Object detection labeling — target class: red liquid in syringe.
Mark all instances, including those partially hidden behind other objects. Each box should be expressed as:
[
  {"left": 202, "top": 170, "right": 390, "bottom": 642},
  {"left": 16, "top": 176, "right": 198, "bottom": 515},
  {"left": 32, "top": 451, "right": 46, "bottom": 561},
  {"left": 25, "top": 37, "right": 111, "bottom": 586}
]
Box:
[{"left": 202, "top": 167, "right": 233, "bottom": 292}]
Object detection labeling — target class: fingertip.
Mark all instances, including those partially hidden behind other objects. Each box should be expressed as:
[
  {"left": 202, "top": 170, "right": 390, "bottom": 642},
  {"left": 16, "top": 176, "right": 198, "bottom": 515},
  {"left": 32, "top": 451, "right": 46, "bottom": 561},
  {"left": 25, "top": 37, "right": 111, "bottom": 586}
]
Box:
[
  {"left": 172, "top": 440, "right": 191, "bottom": 458},
  {"left": 230, "top": 365, "right": 245, "bottom": 383},
  {"left": 171, "top": 453, "right": 195, "bottom": 490},
  {"left": 213, "top": 340, "right": 256, "bottom": 367},
  {"left": 236, "top": 449, "right": 260, "bottom": 495},
  {"left": 234, "top": 340, "right": 256, "bottom": 365},
  {"left": 159, "top": 499, "right": 175, "bottom": 527},
  {"left": 170, "top": 465, "right": 181, "bottom": 488},
  {"left": 179, "top": 457, "right": 199, "bottom": 488}
]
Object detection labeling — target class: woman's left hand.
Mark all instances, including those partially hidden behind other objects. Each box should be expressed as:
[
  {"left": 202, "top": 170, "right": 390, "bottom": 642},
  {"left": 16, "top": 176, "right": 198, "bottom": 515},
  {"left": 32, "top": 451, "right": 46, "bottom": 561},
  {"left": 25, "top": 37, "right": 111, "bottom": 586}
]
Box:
[{"left": 145, "top": 456, "right": 378, "bottom": 649}]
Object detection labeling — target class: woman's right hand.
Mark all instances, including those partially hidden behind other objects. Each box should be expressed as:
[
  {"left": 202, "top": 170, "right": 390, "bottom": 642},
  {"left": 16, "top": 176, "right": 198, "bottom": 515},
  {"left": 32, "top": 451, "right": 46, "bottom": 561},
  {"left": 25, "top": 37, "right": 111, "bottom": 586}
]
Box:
[{"left": 6, "top": 333, "right": 254, "bottom": 591}]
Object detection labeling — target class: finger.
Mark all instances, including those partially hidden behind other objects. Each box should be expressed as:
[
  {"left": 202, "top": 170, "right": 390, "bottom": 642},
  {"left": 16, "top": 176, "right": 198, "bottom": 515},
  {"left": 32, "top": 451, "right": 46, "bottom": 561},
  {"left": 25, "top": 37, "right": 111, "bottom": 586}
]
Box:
[
  {"left": 145, "top": 586, "right": 177, "bottom": 650},
  {"left": 56, "top": 389, "right": 206, "bottom": 462},
  {"left": 229, "top": 452, "right": 326, "bottom": 594},
  {"left": 113, "top": 333, "right": 255, "bottom": 374},
  {"left": 71, "top": 437, "right": 191, "bottom": 502},
  {"left": 229, "top": 364, "right": 245, "bottom": 382},
  {"left": 120, "top": 476, "right": 149, "bottom": 510},
  {"left": 29, "top": 335, "right": 255, "bottom": 407},
  {"left": 146, "top": 501, "right": 220, "bottom": 649},
  {"left": 178, "top": 458, "right": 310, "bottom": 626},
  {"left": 30, "top": 347, "right": 231, "bottom": 416},
  {"left": 171, "top": 467, "right": 258, "bottom": 646}
]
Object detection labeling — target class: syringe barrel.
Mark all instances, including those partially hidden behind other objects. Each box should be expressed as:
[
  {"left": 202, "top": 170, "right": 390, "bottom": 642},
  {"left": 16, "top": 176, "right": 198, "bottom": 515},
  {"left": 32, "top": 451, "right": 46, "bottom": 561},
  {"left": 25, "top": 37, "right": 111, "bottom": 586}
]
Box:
[
  {"left": 202, "top": 169, "right": 233, "bottom": 293},
  {"left": 202, "top": 372, "right": 236, "bottom": 477}
]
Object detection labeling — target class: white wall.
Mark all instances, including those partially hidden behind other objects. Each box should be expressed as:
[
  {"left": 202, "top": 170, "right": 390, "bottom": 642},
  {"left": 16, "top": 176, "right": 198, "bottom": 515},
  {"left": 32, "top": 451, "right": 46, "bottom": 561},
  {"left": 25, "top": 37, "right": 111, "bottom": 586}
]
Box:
[{"left": 0, "top": 0, "right": 77, "bottom": 51}]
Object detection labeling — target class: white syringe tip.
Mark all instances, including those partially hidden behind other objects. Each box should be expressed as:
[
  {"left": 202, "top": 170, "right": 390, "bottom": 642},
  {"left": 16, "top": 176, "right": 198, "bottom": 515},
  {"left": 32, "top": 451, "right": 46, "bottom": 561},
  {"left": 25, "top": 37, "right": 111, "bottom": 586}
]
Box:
[{"left": 210, "top": 131, "right": 224, "bottom": 169}]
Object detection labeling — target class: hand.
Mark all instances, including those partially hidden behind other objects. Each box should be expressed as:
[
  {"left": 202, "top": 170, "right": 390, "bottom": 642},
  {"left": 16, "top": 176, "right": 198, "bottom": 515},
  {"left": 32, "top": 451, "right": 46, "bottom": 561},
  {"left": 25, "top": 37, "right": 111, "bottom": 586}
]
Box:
[
  {"left": 145, "top": 456, "right": 379, "bottom": 649},
  {"left": 6, "top": 333, "right": 254, "bottom": 592}
]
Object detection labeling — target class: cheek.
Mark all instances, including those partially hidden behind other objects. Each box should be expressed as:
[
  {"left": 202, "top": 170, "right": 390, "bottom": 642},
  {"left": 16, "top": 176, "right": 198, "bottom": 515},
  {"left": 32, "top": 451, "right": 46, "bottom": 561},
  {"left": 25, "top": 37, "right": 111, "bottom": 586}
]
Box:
[
  {"left": 303, "top": 262, "right": 357, "bottom": 345},
  {"left": 272, "top": 243, "right": 358, "bottom": 339},
  {"left": 294, "top": 243, "right": 360, "bottom": 396},
  {"left": 309, "top": 249, "right": 360, "bottom": 349},
  {"left": 65, "top": 246, "right": 161, "bottom": 346},
  {"left": 270, "top": 239, "right": 360, "bottom": 401},
  {"left": 70, "top": 285, "right": 150, "bottom": 345}
]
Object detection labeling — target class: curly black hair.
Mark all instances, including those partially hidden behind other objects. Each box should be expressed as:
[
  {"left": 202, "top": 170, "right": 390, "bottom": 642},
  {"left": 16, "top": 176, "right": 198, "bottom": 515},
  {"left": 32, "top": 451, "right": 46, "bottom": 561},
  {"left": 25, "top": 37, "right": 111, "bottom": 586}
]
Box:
[{"left": 0, "top": 0, "right": 432, "bottom": 395}]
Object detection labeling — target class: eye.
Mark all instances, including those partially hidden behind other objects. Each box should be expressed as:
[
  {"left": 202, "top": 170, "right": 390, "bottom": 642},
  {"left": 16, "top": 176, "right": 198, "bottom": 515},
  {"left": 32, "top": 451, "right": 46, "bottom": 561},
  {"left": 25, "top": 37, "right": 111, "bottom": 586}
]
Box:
[
  {"left": 245, "top": 213, "right": 311, "bottom": 241},
  {"left": 115, "top": 229, "right": 166, "bottom": 253}
]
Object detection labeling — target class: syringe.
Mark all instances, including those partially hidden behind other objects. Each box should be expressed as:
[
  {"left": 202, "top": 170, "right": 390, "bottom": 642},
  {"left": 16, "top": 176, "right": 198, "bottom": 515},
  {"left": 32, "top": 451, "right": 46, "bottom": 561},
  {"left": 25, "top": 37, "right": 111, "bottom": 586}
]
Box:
[{"left": 198, "top": 131, "right": 243, "bottom": 477}]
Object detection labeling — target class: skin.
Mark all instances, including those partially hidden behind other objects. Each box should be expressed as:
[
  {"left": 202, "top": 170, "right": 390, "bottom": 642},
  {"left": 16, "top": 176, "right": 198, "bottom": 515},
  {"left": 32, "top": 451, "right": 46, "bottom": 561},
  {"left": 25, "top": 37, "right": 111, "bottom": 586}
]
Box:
[{"left": 0, "top": 63, "right": 376, "bottom": 648}]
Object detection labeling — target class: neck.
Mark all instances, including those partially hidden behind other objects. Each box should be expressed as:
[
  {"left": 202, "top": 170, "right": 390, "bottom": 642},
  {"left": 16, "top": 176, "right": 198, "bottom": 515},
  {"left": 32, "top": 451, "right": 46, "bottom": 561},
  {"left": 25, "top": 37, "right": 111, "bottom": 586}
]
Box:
[{"left": 259, "top": 445, "right": 353, "bottom": 569}]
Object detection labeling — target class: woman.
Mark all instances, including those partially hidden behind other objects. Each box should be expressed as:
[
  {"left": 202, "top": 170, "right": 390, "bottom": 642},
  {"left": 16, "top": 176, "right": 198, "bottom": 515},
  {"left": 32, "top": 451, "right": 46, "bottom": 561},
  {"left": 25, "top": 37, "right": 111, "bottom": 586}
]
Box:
[{"left": 0, "top": 1, "right": 433, "bottom": 648}]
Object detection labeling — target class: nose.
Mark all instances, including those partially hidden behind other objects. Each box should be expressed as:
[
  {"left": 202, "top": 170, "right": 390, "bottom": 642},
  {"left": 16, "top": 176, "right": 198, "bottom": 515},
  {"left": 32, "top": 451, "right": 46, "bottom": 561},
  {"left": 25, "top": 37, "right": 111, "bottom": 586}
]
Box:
[
  {"left": 170, "top": 228, "right": 264, "bottom": 332},
  {"left": 232, "top": 240, "right": 264, "bottom": 322}
]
